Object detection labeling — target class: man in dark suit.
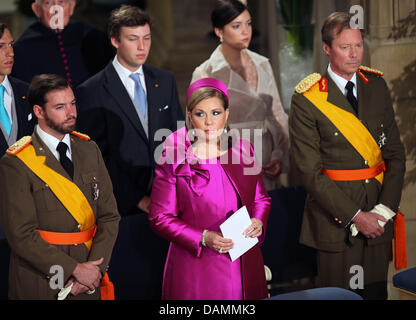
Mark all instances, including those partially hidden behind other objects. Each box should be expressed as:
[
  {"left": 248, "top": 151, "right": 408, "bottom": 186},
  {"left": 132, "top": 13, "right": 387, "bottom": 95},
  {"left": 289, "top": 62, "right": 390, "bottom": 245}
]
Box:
[
  {"left": 0, "top": 23, "right": 36, "bottom": 157},
  {"left": 0, "top": 74, "right": 120, "bottom": 299},
  {"left": 289, "top": 12, "right": 406, "bottom": 300},
  {"left": 0, "top": 24, "right": 36, "bottom": 295},
  {"left": 76, "top": 5, "right": 184, "bottom": 299},
  {"left": 12, "top": 0, "right": 113, "bottom": 87}
]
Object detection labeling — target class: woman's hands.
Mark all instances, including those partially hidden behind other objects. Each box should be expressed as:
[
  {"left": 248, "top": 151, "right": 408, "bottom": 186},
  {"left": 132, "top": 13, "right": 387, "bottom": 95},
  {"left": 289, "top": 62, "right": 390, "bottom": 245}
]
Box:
[
  {"left": 203, "top": 231, "right": 233, "bottom": 254},
  {"left": 202, "top": 218, "right": 263, "bottom": 254},
  {"left": 262, "top": 160, "right": 281, "bottom": 178},
  {"left": 243, "top": 218, "right": 263, "bottom": 238}
]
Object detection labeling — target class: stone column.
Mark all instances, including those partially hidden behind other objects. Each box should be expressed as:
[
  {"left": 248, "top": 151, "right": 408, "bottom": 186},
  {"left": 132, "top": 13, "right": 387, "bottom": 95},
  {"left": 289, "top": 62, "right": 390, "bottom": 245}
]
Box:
[
  {"left": 146, "top": 0, "right": 174, "bottom": 68},
  {"left": 361, "top": 0, "right": 416, "bottom": 299}
]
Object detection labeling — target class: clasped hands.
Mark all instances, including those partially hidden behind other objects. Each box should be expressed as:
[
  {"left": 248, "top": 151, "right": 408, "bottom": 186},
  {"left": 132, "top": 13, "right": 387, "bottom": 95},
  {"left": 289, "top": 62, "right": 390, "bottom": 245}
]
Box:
[
  {"left": 352, "top": 211, "right": 388, "bottom": 239},
  {"left": 65, "top": 257, "right": 104, "bottom": 296},
  {"left": 202, "top": 218, "right": 263, "bottom": 254},
  {"left": 262, "top": 160, "right": 281, "bottom": 178}
]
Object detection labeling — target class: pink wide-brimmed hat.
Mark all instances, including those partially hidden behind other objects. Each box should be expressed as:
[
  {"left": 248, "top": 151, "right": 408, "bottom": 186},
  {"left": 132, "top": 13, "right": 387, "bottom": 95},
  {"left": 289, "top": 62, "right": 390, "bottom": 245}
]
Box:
[{"left": 186, "top": 77, "right": 229, "bottom": 105}]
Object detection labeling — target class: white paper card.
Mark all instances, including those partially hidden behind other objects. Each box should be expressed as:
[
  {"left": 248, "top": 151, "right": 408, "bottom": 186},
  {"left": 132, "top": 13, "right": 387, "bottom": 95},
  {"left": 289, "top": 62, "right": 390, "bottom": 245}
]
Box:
[{"left": 219, "top": 206, "right": 258, "bottom": 262}]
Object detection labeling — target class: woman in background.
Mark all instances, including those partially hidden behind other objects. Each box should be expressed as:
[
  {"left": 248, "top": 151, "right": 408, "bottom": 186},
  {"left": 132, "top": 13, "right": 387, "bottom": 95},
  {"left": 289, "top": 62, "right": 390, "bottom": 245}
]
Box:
[
  {"left": 192, "top": 0, "right": 289, "bottom": 190},
  {"left": 149, "top": 78, "right": 270, "bottom": 300}
]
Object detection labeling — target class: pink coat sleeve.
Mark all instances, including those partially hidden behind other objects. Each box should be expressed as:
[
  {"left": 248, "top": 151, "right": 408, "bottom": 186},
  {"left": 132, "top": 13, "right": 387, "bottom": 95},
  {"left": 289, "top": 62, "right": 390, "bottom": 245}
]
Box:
[
  {"left": 245, "top": 141, "right": 272, "bottom": 245},
  {"left": 149, "top": 162, "right": 204, "bottom": 258}
]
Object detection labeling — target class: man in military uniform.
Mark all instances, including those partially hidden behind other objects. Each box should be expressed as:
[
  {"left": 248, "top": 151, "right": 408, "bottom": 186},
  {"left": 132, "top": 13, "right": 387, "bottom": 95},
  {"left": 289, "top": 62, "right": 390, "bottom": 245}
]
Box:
[
  {"left": 289, "top": 12, "right": 406, "bottom": 300},
  {"left": 0, "top": 74, "right": 120, "bottom": 299}
]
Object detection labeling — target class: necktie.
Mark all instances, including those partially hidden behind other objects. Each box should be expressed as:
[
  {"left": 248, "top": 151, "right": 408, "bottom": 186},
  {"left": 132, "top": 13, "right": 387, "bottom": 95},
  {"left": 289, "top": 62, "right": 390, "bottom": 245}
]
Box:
[
  {"left": 57, "top": 142, "right": 74, "bottom": 179},
  {"left": 129, "top": 73, "right": 147, "bottom": 118},
  {"left": 345, "top": 81, "right": 358, "bottom": 114},
  {"left": 0, "top": 85, "right": 11, "bottom": 135}
]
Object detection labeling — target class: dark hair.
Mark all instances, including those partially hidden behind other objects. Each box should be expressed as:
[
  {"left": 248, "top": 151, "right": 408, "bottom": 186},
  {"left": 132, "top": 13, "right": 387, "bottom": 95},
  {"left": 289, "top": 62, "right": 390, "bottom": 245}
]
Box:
[
  {"left": 108, "top": 5, "right": 152, "bottom": 41},
  {"left": 0, "top": 23, "right": 8, "bottom": 39},
  {"left": 211, "top": 0, "right": 247, "bottom": 29},
  {"left": 28, "top": 74, "right": 70, "bottom": 109},
  {"left": 322, "top": 12, "right": 363, "bottom": 47}
]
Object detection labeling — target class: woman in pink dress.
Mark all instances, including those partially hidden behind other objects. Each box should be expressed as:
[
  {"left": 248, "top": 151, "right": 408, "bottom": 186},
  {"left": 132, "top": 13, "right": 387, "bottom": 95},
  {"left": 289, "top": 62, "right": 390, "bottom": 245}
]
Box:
[{"left": 149, "top": 78, "right": 271, "bottom": 300}]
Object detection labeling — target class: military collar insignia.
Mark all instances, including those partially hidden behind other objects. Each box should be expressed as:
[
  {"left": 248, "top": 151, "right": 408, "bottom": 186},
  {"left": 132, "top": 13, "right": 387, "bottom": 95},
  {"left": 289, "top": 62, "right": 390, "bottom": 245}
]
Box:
[
  {"left": 71, "top": 131, "right": 90, "bottom": 141},
  {"left": 6, "top": 136, "right": 32, "bottom": 155},
  {"left": 357, "top": 69, "right": 369, "bottom": 84},
  {"left": 319, "top": 77, "right": 328, "bottom": 92},
  {"left": 295, "top": 73, "right": 322, "bottom": 94}
]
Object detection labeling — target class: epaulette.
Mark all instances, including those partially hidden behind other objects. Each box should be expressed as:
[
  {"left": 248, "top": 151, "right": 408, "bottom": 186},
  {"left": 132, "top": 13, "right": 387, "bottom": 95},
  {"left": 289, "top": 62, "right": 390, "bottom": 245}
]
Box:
[
  {"left": 6, "top": 136, "right": 32, "bottom": 155},
  {"left": 295, "top": 73, "right": 322, "bottom": 94},
  {"left": 70, "top": 131, "right": 90, "bottom": 141},
  {"left": 359, "top": 66, "right": 384, "bottom": 77}
]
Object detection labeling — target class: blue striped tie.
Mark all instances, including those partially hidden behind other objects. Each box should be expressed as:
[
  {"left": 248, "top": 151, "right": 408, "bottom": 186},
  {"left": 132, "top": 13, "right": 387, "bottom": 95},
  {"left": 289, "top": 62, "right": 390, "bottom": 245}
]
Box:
[
  {"left": 129, "top": 73, "right": 147, "bottom": 118},
  {"left": 0, "top": 85, "right": 11, "bottom": 136}
]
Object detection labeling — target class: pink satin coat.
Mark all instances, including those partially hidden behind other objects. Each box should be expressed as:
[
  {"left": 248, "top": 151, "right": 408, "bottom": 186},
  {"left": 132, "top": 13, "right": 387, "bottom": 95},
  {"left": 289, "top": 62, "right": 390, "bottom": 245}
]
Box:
[{"left": 149, "top": 127, "right": 271, "bottom": 300}]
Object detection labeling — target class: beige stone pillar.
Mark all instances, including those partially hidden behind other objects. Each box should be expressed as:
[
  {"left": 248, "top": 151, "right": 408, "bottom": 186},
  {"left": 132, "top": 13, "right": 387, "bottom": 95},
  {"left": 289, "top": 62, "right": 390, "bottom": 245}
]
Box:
[
  {"left": 146, "top": 0, "right": 174, "bottom": 68},
  {"left": 361, "top": 0, "right": 416, "bottom": 299}
]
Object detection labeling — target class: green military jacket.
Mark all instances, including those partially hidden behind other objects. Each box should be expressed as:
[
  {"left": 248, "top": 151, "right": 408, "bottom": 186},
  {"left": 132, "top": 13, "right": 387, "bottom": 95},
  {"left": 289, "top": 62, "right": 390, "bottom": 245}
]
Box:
[
  {"left": 0, "top": 131, "right": 120, "bottom": 299},
  {"left": 289, "top": 67, "right": 406, "bottom": 252}
]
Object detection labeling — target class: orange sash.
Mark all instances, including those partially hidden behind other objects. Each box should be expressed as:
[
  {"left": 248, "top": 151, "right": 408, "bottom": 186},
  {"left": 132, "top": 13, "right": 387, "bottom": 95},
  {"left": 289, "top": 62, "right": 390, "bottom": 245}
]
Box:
[{"left": 322, "top": 161, "right": 386, "bottom": 181}]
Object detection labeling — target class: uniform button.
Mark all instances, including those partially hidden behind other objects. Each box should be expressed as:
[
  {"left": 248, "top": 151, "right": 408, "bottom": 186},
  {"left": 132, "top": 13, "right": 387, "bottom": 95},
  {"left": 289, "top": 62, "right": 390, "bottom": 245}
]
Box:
[
  {"left": 334, "top": 132, "right": 339, "bottom": 136},
  {"left": 338, "top": 220, "right": 343, "bottom": 224},
  {"left": 77, "top": 224, "right": 82, "bottom": 229},
  {"left": 62, "top": 53, "right": 67, "bottom": 58},
  {"left": 381, "top": 124, "right": 384, "bottom": 128},
  {"left": 57, "top": 35, "right": 62, "bottom": 40},
  {"left": 365, "top": 179, "right": 370, "bottom": 184},
  {"left": 63, "top": 59, "right": 68, "bottom": 64},
  {"left": 60, "top": 47, "right": 65, "bottom": 52},
  {"left": 45, "top": 184, "right": 49, "bottom": 188},
  {"left": 364, "top": 160, "right": 368, "bottom": 166},
  {"left": 334, "top": 217, "right": 339, "bottom": 222},
  {"left": 66, "top": 72, "right": 71, "bottom": 77},
  {"left": 65, "top": 66, "right": 69, "bottom": 71}
]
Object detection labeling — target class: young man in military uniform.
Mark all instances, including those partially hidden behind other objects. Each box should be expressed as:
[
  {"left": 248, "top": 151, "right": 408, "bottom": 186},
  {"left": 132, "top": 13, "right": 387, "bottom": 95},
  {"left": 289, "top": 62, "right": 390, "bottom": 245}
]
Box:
[
  {"left": 289, "top": 12, "right": 406, "bottom": 300},
  {"left": 0, "top": 74, "right": 120, "bottom": 299}
]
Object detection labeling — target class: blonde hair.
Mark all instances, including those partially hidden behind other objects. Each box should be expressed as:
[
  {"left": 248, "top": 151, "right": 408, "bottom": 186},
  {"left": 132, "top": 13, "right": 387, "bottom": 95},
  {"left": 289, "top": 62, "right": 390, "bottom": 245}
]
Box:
[{"left": 186, "top": 87, "right": 229, "bottom": 131}]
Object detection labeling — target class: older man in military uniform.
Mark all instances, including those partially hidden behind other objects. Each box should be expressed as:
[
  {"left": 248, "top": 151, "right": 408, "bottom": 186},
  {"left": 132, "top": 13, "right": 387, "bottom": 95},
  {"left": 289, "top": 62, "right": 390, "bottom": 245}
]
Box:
[
  {"left": 0, "top": 74, "right": 120, "bottom": 299},
  {"left": 289, "top": 12, "right": 406, "bottom": 300}
]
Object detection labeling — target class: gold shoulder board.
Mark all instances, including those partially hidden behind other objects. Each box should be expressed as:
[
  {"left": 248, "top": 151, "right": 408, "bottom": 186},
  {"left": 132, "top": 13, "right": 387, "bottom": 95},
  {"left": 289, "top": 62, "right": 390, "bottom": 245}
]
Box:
[
  {"left": 6, "top": 136, "right": 32, "bottom": 155},
  {"left": 295, "top": 73, "right": 322, "bottom": 94},
  {"left": 359, "top": 66, "right": 384, "bottom": 77},
  {"left": 71, "top": 131, "right": 91, "bottom": 141}
]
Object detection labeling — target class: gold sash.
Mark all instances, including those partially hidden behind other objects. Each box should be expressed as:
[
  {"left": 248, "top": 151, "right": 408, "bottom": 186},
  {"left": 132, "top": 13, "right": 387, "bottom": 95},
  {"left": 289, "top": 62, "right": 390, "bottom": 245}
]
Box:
[
  {"left": 16, "top": 144, "right": 95, "bottom": 250},
  {"left": 303, "top": 84, "right": 384, "bottom": 184}
]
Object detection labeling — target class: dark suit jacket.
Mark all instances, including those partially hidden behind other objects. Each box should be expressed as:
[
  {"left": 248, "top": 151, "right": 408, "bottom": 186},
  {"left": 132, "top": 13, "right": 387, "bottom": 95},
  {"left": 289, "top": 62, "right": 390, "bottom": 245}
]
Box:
[
  {"left": 289, "top": 70, "right": 406, "bottom": 252},
  {"left": 0, "top": 132, "right": 120, "bottom": 299},
  {"left": 76, "top": 62, "right": 184, "bottom": 216},
  {"left": 0, "top": 77, "right": 36, "bottom": 157}
]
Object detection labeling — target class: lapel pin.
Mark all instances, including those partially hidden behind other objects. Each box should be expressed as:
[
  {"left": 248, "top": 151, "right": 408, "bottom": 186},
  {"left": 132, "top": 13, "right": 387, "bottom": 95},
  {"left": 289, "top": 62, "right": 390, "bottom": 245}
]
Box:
[
  {"left": 22, "top": 96, "right": 26, "bottom": 100},
  {"left": 155, "top": 84, "right": 159, "bottom": 88}
]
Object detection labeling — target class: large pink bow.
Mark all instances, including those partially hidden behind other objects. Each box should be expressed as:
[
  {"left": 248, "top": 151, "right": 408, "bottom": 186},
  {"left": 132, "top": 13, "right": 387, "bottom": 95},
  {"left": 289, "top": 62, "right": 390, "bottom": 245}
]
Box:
[{"left": 174, "top": 163, "right": 210, "bottom": 197}]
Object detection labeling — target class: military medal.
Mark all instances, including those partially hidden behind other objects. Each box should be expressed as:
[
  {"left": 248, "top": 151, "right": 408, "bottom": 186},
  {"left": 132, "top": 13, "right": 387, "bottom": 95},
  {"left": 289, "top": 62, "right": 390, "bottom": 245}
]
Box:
[
  {"left": 378, "top": 132, "right": 387, "bottom": 149},
  {"left": 92, "top": 183, "right": 99, "bottom": 201}
]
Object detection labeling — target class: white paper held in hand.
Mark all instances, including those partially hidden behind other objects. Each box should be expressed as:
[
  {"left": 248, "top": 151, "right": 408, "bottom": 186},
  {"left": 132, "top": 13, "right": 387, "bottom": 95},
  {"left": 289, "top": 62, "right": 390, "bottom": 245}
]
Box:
[{"left": 219, "top": 206, "right": 258, "bottom": 262}]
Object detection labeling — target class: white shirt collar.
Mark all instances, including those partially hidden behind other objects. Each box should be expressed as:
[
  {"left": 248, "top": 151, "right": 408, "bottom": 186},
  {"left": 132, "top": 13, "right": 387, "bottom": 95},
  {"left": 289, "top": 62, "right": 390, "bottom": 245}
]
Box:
[
  {"left": 36, "top": 125, "right": 72, "bottom": 161},
  {"left": 0, "top": 75, "right": 13, "bottom": 96},
  {"left": 113, "top": 56, "right": 143, "bottom": 79},
  {"left": 327, "top": 64, "right": 357, "bottom": 97}
]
